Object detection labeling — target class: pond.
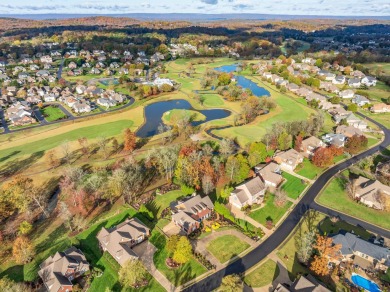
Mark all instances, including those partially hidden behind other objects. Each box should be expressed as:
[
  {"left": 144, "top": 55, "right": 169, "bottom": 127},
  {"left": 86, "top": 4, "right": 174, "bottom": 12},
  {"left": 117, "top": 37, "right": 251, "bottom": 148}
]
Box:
[
  {"left": 99, "top": 78, "right": 119, "bottom": 86},
  {"left": 215, "top": 64, "right": 270, "bottom": 97},
  {"left": 136, "top": 99, "right": 231, "bottom": 138}
]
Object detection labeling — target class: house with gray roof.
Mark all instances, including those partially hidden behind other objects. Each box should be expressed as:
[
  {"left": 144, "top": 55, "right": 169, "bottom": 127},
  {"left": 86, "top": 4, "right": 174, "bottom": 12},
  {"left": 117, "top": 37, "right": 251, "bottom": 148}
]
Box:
[
  {"left": 321, "top": 133, "right": 346, "bottom": 148},
  {"left": 275, "top": 274, "right": 330, "bottom": 292},
  {"left": 352, "top": 95, "right": 370, "bottom": 107},
  {"left": 361, "top": 76, "right": 377, "bottom": 87},
  {"left": 171, "top": 194, "right": 214, "bottom": 234},
  {"left": 331, "top": 232, "right": 390, "bottom": 272},
  {"left": 229, "top": 176, "right": 266, "bottom": 209},
  {"left": 348, "top": 78, "right": 361, "bottom": 88},
  {"left": 96, "top": 218, "right": 150, "bottom": 266},
  {"left": 38, "top": 246, "right": 89, "bottom": 292}
]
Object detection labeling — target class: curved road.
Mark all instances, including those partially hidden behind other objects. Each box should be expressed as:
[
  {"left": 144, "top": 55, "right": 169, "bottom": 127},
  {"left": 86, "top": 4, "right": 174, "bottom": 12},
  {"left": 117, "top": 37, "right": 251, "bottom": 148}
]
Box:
[{"left": 184, "top": 111, "right": 390, "bottom": 292}]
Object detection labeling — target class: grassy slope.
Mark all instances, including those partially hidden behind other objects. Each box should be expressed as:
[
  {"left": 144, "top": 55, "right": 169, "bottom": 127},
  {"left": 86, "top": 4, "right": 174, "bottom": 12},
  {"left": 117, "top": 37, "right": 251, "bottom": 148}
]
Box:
[
  {"left": 206, "top": 234, "right": 250, "bottom": 263},
  {"left": 276, "top": 211, "right": 325, "bottom": 280},
  {"left": 41, "top": 106, "right": 67, "bottom": 122},
  {"left": 249, "top": 194, "right": 292, "bottom": 226},
  {"left": 213, "top": 77, "right": 316, "bottom": 146},
  {"left": 317, "top": 176, "right": 390, "bottom": 230},
  {"left": 281, "top": 172, "right": 307, "bottom": 199},
  {"left": 244, "top": 259, "right": 280, "bottom": 287},
  {"left": 296, "top": 158, "right": 324, "bottom": 180}
]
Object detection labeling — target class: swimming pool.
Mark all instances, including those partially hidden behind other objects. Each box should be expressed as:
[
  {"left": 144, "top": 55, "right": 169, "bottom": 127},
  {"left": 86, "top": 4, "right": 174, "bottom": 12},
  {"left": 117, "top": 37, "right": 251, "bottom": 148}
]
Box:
[{"left": 351, "top": 273, "right": 381, "bottom": 292}]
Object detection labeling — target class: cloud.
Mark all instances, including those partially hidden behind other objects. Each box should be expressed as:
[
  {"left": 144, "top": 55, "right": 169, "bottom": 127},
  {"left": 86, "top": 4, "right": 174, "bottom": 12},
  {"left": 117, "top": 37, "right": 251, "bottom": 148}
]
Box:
[
  {"left": 200, "top": 0, "right": 218, "bottom": 5},
  {"left": 74, "top": 4, "right": 129, "bottom": 11},
  {"left": 0, "top": 4, "right": 65, "bottom": 11},
  {"left": 233, "top": 4, "right": 253, "bottom": 10}
]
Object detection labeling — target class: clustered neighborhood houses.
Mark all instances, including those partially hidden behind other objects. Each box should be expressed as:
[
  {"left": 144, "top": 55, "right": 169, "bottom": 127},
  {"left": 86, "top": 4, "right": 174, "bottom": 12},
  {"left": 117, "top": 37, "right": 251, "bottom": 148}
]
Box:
[{"left": 0, "top": 45, "right": 177, "bottom": 128}]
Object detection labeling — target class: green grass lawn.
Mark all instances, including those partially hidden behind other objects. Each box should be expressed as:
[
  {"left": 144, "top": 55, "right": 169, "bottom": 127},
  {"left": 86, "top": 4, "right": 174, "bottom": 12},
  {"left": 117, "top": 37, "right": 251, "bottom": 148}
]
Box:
[
  {"left": 277, "top": 211, "right": 325, "bottom": 280},
  {"left": 249, "top": 194, "right": 293, "bottom": 226},
  {"left": 201, "top": 93, "right": 225, "bottom": 107},
  {"left": 149, "top": 230, "right": 207, "bottom": 286},
  {"left": 0, "top": 120, "right": 134, "bottom": 167},
  {"left": 281, "top": 172, "right": 307, "bottom": 199},
  {"left": 213, "top": 77, "right": 316, "bottom": 146},
  {"left": 206, "top": 234, "right": 250, "bottom": 263},
  {"left": 162, "top": 109, "right": 206, "bottom": 124},
  {"left": 296, "top": 158, "right": 324, "bottom": 180},
  {"left": 318, "top": 217, "right": 372, "bottom": 240},
  {"left": 317, "top": 176, "right": 390, "bottom": 230},
  {"left": 244, "top": 259, "right": 280, "bottom": 287},
  {"left": 41, "top": 106, "right": 67, "bottom": 122},
  {"left": 152, "top": 190, "right": 186, "bottom": 218}
]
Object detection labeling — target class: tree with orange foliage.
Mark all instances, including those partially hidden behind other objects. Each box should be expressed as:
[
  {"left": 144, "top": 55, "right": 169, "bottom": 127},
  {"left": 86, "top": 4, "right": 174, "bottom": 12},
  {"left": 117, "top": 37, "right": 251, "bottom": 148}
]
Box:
[
  {"left": 310, "top": 234, "right": 341, "bottom": 276},
  {"left": 311, "top": 147, "right": 334, "bottom": 168},
  {"left": 123, "top": 128, "right": 136, "bottom": 152},
  {"left": 13, "top": 236, "right": 35, "bottom": 264},
  {"left": 294, "top": 134, "right": 303, "bottom": 152}
]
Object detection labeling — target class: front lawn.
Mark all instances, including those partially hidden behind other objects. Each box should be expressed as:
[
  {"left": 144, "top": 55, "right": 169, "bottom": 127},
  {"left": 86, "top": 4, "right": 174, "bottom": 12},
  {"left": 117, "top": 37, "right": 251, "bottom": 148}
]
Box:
[
  {"left": 41, "top": 106, "right": 67, "bottom": 122},
  {"left": 152, "top": 189, "right": 186, "bottom": 218},
  {"left": 281, "top": 172, "right": 307, "bottom": 199},
  {"left": 249, "top": 194, "right": 292, "bottom": 226},
  {"left": 318, "top": 217, "right": 372, "bottom": 240},
  {"left": 277, "top": 211, "right": 325, "bottom": 280},
  {"left": 149, "top": 230, "right": 207, "bottom": 286},
  {"left": 244, "top": 259, "right": 279, "bottom": 287},
  {"left": 296, "top": 158, "right": 323, "bottom": 180},
  {"left": 206, "top": 234, "right": 250, "bottom": 263},
  {"left": 317, "top": 176, "right": 390, "bottom": 230}
]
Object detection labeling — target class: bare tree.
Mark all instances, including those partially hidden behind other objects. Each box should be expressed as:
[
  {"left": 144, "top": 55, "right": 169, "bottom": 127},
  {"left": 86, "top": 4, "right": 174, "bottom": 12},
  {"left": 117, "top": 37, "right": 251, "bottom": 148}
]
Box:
[
  {"left": 72, "top": 214, "right": 87, "bottom": 232},
  {"left": 61, "top": 140, "right": 71, "bottom": 164},
  {"left": 59, "top": 202, "right": 73, "bottom": 231},
  {"left": 202, "top": 144, "right": 214, "bottom": 157},
  {"left": 345, "top": 178, "right": 357, "bottom": 199},
  {"left": 274, "top": 188, "right": 287, "bottom": 207},
  {"left": 219, "top": 138, "right": 235, "bottom": 157},
  {"left": 202, "top": 175, "right": 215, "bottom": 195},
  {"left": 97, "top": 136, "right": 109, "bottom": 159},
  {"left": 295, "top": 230, "right": 316, "bottom": 264}
]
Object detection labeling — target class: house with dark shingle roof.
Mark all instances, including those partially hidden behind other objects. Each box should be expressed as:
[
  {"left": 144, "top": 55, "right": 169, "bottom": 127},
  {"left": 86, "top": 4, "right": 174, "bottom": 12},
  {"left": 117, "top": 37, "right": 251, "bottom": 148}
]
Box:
[
  {"left": 171, "top": 194, "right": 214, "bottom": 234},
  {"left": 229, "top": 176, "right": 266, "bottom": 209},
  {"left": 96, "top": 218, "right": 150, "bottom": 266},
  {"left": 38, "top": 246, "right": 89, "bottom": 292},
  {"left": 331, "top": 232, "right": 390, "bottom": 272}
]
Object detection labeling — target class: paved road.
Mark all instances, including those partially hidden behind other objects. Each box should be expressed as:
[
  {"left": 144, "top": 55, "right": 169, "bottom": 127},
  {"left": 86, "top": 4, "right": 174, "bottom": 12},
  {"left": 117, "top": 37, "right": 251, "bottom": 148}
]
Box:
[
  {"left": 32, "top": 107, "right": 48, "bottom": 125},
  {"left": 183, "top": 112, "right": 390, "bottom": 292},
  {"left": 57, "top": 58, "right": 64, "bottom": 79},
  {"left": 0, "top": 109, "right": 10, "bottom": 134}
]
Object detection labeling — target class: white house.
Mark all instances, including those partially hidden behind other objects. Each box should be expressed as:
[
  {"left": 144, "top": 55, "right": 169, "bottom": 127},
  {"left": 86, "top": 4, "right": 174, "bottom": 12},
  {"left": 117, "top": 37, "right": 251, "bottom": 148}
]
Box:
[
  {"left": 348, "top": 78, "right": 361, "bottom": 88},
  {"left": 339, "top": 89, "right": 355, "bottom": 99},
  {"left": 229, "top": 176, "right": 266, "bottom": 209},
  {"left": 361, "top": 76, "right": 377, "bottom": 87}
]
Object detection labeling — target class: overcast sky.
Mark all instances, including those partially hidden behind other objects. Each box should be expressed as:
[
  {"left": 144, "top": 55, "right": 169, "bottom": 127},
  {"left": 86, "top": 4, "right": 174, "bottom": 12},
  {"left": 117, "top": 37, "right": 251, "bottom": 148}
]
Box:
[{"left": 0, "top": 0, "right": 389, "bottom": 16}]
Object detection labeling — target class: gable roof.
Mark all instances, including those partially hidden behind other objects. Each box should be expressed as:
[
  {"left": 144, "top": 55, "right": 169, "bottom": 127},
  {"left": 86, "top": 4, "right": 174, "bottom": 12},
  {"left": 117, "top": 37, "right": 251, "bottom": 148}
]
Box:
[
  {"left": 38, "top": 246, "right": 89, "bottom": 292},
  {"left": 232, "top": 176, "right": 266, "bottom": 204},
  {"left": 332, "top": 232, "right": 390, "bottom": 263},
  {"left": 96, "top": 218, "right": 150, "bottom": 266}
]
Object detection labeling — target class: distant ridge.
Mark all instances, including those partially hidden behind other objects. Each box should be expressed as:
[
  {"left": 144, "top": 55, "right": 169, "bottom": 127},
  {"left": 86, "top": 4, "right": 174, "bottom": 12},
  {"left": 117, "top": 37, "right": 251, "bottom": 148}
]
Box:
[{"left": 0, "top": 13, "right": 389, "bottom": 21}]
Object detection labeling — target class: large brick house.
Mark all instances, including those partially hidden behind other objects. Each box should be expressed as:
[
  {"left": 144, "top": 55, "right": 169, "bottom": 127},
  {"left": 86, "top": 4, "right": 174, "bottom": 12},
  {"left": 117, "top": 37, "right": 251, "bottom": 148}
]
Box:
[
  {"left": 171, "top": 194, "right": 214, "bottom": 234},
  {"left": 38, "top": 246, "right": 89, "bottom": 292}
]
